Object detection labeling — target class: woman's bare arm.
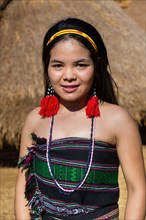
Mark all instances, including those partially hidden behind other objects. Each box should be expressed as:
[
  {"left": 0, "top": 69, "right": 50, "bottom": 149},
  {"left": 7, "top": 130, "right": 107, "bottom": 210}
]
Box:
[
  {"left": 15, "top": 108, "right": 40, "bottom": 219},
  {"left": 115, "top": 108, "right": 146, "bottom": 219}
]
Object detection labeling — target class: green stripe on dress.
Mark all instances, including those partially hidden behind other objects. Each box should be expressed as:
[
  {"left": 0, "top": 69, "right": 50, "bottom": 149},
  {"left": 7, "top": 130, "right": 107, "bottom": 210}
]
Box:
[{"left": 34, "top": 156, "right": 118, "bottom": 185}]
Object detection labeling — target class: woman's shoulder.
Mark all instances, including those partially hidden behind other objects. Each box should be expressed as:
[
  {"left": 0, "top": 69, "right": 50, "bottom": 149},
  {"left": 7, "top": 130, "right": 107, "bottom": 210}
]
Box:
[
  {"left": 23, "top": 107, "right": 42, "bottom": 130},
  {"left": 100, "top": 102, "right": 135, "bottom": 125},
  {"left": 26, "top": 106, "right": 42, "bottom": 120},
  {"left": 19, "top": 107, "right": 43, "bottom": 157},
  {"left": 99, "top": 102, "right": 139, "bottom": 145},
  {"left": 101, "top": 102, "right": 130, "bottom": 115}
]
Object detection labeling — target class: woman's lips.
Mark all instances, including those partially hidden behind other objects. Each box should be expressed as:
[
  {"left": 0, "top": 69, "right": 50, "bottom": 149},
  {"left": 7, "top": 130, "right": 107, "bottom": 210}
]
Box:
[{"left": 61, "top": 84, "right": 79, "bottom": 93}]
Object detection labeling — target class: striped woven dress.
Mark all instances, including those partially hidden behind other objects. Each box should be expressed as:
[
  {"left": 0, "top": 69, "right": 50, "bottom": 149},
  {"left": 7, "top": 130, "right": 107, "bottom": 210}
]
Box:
[{"left": 18, "top": 133, "right": 119, "bottom": 220}]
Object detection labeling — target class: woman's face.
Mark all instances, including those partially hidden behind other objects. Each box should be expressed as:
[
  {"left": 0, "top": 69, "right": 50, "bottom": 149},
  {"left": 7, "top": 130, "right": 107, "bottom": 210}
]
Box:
[{"left": 48, "top": 38, "right": 94, "bottom": 104}]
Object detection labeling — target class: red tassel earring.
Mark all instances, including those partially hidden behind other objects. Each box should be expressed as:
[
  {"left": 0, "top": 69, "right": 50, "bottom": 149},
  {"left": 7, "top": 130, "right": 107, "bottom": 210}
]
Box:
[
  {"left": 86, "top": 87, "right": 100, "bottom": 118},
  {"left": 39, "top": 85, "right": 59, "bottom": 117}
]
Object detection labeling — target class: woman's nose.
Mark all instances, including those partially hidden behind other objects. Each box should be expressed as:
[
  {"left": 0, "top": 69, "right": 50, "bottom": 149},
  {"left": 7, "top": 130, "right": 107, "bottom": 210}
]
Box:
[{"left": 63, "top": 67, "right": 77, "bottom": 81}]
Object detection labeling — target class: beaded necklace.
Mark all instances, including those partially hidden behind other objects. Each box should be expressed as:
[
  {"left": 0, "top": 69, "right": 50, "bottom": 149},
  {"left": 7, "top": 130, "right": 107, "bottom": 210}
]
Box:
[{"left": 46, "top": 116, "right": 96, "bottom": 195}]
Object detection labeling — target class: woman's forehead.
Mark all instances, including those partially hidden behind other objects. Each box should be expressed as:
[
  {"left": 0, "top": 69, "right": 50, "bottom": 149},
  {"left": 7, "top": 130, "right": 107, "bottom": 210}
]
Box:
[{"left": 50, "top": 39, "right": 91, "bottom": 59}]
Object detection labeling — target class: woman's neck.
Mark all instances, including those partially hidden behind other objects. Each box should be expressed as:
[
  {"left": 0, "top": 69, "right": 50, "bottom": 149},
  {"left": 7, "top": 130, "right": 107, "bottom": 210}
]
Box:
[{"left": 59, "top": 98, "right": 88, "bottom": 114}]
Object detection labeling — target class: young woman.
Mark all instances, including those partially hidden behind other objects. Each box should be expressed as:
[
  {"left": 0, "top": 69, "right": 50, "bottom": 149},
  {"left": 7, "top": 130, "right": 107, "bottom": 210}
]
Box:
[{"left": 15, "top": 18, "right": 146, "bottom": 220}]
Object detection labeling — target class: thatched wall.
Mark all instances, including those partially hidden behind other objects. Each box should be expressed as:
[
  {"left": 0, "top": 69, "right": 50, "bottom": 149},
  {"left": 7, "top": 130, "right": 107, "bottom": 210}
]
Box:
[{"left": 0, "top": 0, "right": 145, "bottom": 149}]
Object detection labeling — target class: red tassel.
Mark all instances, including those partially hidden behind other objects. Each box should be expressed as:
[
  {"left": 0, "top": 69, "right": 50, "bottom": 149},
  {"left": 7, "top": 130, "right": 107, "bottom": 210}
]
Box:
[
  {"left": 86, "top": 96, "right": 100, "bottom": 118},
  {"left": 39, "top": 96, "right": 59, "bottom": 117}
]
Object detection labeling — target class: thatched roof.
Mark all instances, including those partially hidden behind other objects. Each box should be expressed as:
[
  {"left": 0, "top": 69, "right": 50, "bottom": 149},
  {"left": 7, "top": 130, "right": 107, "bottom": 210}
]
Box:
[{"left": 0, "top": 0, "right": 145, "bottom": 149}]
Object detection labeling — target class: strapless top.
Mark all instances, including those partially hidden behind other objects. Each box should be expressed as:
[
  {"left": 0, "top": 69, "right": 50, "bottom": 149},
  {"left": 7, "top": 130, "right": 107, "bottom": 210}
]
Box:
[{"left": 18, "top": 133, "right": 119, "bottom": 219}]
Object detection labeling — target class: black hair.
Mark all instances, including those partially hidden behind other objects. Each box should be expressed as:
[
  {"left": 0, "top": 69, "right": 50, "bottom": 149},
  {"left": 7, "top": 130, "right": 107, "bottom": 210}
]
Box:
[{"left": 42, "top": 17, "right": 118, "bottom": 104}]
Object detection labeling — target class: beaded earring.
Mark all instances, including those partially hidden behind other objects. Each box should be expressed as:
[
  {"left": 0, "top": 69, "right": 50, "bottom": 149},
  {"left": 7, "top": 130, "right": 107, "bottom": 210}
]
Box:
[
  {"left": 39, "top": 85, "right": 99, "bottom": 118},
  {"left": 86, "top": 87, "right": 100, "bottom": 118},
  {"left": 39, "top": 85, "right": 59, "bottom": 117}
]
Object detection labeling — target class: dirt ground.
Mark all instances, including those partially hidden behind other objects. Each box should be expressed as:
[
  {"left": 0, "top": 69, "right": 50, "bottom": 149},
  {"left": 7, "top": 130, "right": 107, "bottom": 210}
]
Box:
[{"left": 0, "top": 147, "right": 145, "bottom": 220}]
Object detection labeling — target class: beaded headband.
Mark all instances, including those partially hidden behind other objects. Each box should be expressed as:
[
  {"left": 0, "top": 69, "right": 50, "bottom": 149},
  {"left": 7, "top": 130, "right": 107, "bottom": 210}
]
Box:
[{"left": 46, "top": 29, "right": 97, "bottom": 51}]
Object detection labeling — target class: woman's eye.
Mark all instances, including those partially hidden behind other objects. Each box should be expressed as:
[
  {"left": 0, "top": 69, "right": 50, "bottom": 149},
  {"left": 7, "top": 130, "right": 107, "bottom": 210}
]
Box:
[
  {"left": 77, "top": 63, "right": 88, "bottom": 68},
  {"left": 52, "top": 64, "right": 63, "bottom": 68}
]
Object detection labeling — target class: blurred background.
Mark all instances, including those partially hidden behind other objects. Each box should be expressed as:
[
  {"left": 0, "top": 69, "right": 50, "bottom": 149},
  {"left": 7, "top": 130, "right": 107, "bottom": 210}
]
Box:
[{"left": 0, "top": 0, "right": 145, "bottom": 219}]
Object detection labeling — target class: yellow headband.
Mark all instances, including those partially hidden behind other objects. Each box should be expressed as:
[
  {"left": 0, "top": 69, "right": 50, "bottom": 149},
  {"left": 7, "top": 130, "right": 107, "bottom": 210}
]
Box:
[{"left": 46, "top": 29, "right": 97, "bottom": 51}]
